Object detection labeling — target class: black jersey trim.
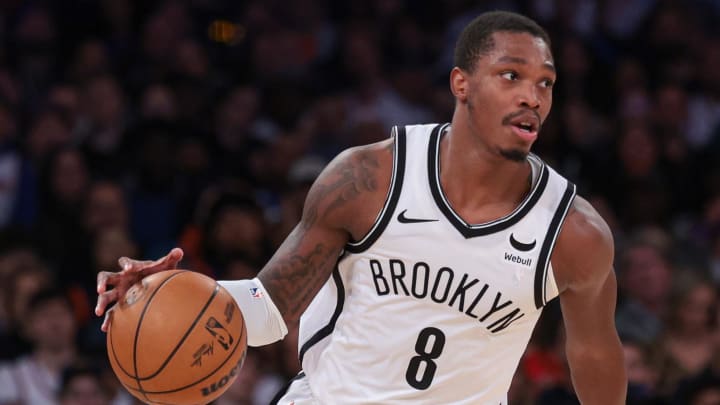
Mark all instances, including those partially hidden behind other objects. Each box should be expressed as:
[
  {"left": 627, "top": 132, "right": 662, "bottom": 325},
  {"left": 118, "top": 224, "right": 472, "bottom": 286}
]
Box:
[
  {"left": 298, "top": 263, "right": 345, "bottom": 364},
  {"left": 269, "top": 371, "right": 307, "bottom": 405},
  {"left": 345, "top": 125, "right": 406, "bottom": 253},
  {"left": 427, "top": 124, "right": 549, "bottom": 238},
  {"left": 533, "top": 180, "right": 576, "bottom": 309}
]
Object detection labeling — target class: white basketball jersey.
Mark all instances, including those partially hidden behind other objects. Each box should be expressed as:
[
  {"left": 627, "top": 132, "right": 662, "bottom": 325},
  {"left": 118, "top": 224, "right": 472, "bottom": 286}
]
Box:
[{"left": 294, "top": 123, "right": 576, "bottom": 404}]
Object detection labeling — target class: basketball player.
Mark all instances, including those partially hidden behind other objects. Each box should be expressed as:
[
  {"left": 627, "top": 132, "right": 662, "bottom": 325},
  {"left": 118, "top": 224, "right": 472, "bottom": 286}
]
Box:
[{"left": 96, "top": 11, "right": 626, "bottom": 404}]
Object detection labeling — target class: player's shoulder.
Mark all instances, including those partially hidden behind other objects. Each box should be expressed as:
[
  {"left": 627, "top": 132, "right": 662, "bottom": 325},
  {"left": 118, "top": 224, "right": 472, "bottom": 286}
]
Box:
[
  {"left": 339, "top": 137, "right": 395, "bottom": 163},
  {"left": 552, "top": 195, "right": 615, "bottom": 292},
  {"left": 324, "top": 137, "right": 395, "bottom": 185},
  {"left": 301, "top": 137, "right": 396, "bottom": 236}
]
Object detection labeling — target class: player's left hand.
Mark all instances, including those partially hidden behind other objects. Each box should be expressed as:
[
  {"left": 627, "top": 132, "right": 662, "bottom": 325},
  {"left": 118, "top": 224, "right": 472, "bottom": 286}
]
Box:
[{"left": 95, "top": 248, "right": 184, "bottom": 332}]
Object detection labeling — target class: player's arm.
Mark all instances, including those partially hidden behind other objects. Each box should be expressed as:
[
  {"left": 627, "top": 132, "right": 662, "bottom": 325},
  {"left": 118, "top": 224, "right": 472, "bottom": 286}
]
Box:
[
  {"left": 97, "top": 139, "right": 394, "bottom": 344},
  {"left": 551, "top": 196, "right": 627, "bottom": 405},
  {"left": 224, "top": 140, "right": 393, "bottom": 344}
]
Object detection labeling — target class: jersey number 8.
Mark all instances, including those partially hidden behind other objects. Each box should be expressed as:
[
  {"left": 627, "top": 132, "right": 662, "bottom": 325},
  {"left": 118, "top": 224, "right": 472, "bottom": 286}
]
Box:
[{"left": 405, "top": 327, "right": 446, "bottom": 390}]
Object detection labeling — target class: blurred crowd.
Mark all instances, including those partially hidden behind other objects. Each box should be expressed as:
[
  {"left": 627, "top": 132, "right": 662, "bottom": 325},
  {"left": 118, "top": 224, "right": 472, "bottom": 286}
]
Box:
[{"left": 0, "top": 0, "right": 718, "bottom": 404}]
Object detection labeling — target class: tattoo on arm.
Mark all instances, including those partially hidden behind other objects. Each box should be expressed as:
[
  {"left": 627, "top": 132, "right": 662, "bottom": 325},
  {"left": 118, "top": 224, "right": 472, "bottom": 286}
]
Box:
[
  {"left": 302, "top": 150, "right": 380, "bottom": 229},
  {"left": 260, "top": 141, "right": 393, "bottom": 321},
  {"left": 259, "top": 237, "right": 339, "bottom": 321}
]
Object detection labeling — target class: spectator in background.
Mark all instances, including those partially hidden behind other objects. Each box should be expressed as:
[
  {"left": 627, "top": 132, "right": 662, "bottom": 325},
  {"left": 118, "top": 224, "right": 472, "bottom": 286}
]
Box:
[
  {"left": 80, "top": 220, "right": 137, "bottom": 353},
  {"left": 170, "top": 38, "right": 221, "bottom": 125},
  {"left": 178, "top": 185, "right": 269, "bottom": 278},
  {"left": 47, "top": 83, "right": 81, "bottom": 131},
  {"left": 139, "top": 84, "right": 177, "bottom": 122},
  {"left": 201, "top": 192, "right": 269, "bottom": 275},
  {"left": 0, "top": 287, "right": 79, "bottom": 405},
  {"left": 653, "top": 83, "right": 701, "bottom": 215},
  {"left": 688, "top": 384, "right": 720, "bottom": 405},
  {"left": 610, "top": 121, "right": 672, "bottom": 228},
  {"left": 270, "top": 155, "right": 327, "bottom": 246},
  {"left": 216, "top": 350, "right": 284, "bottom": 405},
  {"left": 341, "top": 24, "right": 433, "bottom": 129},
  {"left": 131, "top": 1, "right": 191, "bottom": 85},
  {"left": 295, "top": 96, "right": 350, "bottom": 160},
  {"left": 0, "top": 101, "right": 36, "bottom": 228},
  {"left": 654, "top": 272, "right": 718, "bottom": 398},
  {"left": 0, "top": 244, "right": 52, "bottom": 360},
  {"left": 60, "top": 179, "right": 136, "bottom": 336},
  {"left": 77, "top": 75, "right": 128, "bottom": 179},
  {"left": 616, "top": 235, "right": 673, "bottom": 345},
  {"left": 601, "top": 0, "right": 658, "bottom": 41},
  {"left": 58, "top": 363, "right": 111, "bottom": 405},
  {"left": 673, "top": 359, "right": 720, "bottom": 405},
  {"left": 84, "top": 181, "right": 129, "bottom": 238},
  {"left": 34, "top": 147, "right": 92, "bottom": 287},
  {"left": 66, "top": 39, "right": 111, "bottom": 84},
  {"left": 11, "top": 4, "right": 59, "bottom": 107},
  {"left": 25, "top": 108, "right": 73, "bottom": 166},
  {"left": 125, "top": 121, "right": 181, "bottom": 257},
  {"left": 212, "top": 85, "right": 264, "bottom": 178},
  {"left": 623, "top": 339, "right": 662, "bottom": 404},
  {"left": 520, "top": 306, "right": 569, "bottom": 402}
]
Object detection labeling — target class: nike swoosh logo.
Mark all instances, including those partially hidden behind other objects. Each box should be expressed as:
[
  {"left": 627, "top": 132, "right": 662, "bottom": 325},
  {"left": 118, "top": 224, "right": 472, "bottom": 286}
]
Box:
[
  {"left": 509, "top": 233, "right": 536, "bottom": 251},
  {"left": 397, "top": 210, "right": 438, "bottom": 224}
]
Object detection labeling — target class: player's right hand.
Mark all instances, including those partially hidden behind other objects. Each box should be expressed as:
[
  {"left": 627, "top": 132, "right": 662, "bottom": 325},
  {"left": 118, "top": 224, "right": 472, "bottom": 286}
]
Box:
[{"left": 95, "top": 247, "right": 184, "bottom": 332}]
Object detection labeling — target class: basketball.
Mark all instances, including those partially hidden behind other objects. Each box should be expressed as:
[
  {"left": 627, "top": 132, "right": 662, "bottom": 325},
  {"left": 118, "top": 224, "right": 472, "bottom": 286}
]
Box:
[{"left": 106, "top": 270, "right": 247, "bottom": 405}]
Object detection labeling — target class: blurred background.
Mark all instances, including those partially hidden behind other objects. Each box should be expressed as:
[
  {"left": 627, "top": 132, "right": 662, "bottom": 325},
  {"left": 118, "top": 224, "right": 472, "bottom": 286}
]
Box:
[{"left": 0, "top": 0, "right": 718, "bottom": 404}]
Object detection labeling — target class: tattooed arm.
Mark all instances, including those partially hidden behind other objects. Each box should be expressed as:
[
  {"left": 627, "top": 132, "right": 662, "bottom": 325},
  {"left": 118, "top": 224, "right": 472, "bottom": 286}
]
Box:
[
  {"left": 258, "top": 139, "right": 395, "bottom": 322},
  {"left": 95, "top": 138, "right": 395, "bottom": 334}
]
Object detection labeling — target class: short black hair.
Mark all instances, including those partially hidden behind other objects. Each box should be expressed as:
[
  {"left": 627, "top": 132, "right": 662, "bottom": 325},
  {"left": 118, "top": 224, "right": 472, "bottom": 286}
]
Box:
[{"left": 454, "top": 11, "right": 551, "bottom": 72}]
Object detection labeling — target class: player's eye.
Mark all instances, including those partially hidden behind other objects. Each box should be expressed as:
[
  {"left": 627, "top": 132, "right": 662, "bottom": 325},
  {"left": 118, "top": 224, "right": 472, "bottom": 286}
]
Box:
[
  {"left": 540, "top": 79, "right": 555, "bottom": 88},
  {"left": 500, "top": 71, "right": 518, "bottom": 81}
]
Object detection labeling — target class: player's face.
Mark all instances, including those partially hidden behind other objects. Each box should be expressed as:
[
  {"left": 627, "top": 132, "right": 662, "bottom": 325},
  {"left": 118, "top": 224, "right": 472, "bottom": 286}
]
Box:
[{"left": 454, "top": 32, "right": 555, "bottom": 161}]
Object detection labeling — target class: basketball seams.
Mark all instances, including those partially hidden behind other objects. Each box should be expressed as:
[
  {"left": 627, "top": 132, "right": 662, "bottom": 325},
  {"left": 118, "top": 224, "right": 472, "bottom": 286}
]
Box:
[
  {"left": 109, "top": 271, "right": 187, "bottom": 381},
  {"left": 136, "top": 284, "right": 221, "bottom": 380},
  {"left": 120, "top": 314, "right": 246, "bottom": 395},
  {"left": 108, "top": 321, "right": 139, "bottom": 385},
  {"left": 132, "top": 270, "right": 188, "bottom": 400},
  {"left": 108, "top": 271, "right": 247, "bottom": 403}
]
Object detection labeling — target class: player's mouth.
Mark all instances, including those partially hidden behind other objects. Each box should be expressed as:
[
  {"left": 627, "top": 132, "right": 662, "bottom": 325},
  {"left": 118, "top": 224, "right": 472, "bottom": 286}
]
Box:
[
  {"left": 504, "top": 112, "right": 540, "bottom": 142},
  {"left": 510, "top": 121, "right": 538, "bottom": 142}
]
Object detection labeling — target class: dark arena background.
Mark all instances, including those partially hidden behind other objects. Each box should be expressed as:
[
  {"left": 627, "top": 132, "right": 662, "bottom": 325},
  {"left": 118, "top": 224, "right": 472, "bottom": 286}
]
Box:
[{"left": 0, "top": 0, "right": 719, "bottom": 404}]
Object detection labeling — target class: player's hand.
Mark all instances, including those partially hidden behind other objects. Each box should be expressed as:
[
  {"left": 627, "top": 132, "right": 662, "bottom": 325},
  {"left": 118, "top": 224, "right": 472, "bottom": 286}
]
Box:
[{"left": 95, "top": 248, "right": 184, "bottom": 332}]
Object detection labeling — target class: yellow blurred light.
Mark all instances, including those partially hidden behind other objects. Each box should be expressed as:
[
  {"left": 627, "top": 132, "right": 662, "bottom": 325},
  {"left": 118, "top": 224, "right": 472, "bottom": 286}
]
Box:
[{"left": 208, "top": 20, "right": 245, "bottom": 45}]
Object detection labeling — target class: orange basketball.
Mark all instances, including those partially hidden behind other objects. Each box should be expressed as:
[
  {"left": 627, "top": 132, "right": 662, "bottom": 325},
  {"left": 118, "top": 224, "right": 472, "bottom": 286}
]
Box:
[{"left": 106, "top": 270, "right": 247, "bottom": 405}]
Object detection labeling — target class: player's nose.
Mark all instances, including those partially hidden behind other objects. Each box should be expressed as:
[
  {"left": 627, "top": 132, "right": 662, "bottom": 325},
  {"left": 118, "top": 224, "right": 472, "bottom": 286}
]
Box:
[{"left": 517, "top": 84, "right": 540, "bottom": 110}]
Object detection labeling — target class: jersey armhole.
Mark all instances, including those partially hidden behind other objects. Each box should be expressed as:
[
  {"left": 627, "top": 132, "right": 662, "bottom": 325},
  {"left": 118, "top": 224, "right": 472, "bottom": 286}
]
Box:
[
  {"left": 545, "top": 263, "right": 560, "bottom": 304},
  {"left": 533, "top": 180, "right": 576, "bottom": 308},
  {"left": 345, "top": 126, "right": 406, "bottom": 253}
]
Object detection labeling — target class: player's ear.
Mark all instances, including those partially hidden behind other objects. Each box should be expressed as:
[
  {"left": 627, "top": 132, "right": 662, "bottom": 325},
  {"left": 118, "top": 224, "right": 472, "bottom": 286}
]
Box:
[{"left": 450, "top": 67, "right": 469, "bottom": 103}]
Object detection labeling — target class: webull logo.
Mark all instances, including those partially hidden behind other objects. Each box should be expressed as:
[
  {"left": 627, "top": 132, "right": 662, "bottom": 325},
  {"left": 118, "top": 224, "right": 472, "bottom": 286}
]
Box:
[{"left": 200, "top": 359, "right": 244, "bottom": 396}]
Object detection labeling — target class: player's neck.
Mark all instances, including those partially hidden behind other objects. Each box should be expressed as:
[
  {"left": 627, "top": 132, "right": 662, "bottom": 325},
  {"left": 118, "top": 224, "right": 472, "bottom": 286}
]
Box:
[{"left": 439, "top": 123, "right": 532, "bottom": 215}]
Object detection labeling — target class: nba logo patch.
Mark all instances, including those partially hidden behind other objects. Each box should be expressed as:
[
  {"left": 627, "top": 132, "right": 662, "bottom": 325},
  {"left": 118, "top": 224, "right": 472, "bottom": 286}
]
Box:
[{"left": 249, "top": 287, "right": 263, "bottom": 299}]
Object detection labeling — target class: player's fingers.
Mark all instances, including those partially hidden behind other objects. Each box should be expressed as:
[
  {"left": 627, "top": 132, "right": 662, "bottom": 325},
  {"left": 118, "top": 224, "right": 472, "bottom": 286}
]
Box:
[
  {"left": 95, "top": 288, "right": 120, "bottom": 317},
  {"left": 101, "top": 306, "right": 115, "bottom": 332},
  {"left": 164, "top": 247, "right": 184, "bottom": 269},
  {"left": 137, "top": 248, "right": 185, "bottom": 275},
  {"left": 117, "top": 256, "right": 152, "bottom": 273},
  {"left": 97, "top": 271, "right": 122, "bottom": 294},
  {"left": 117, "top": 248, "right": 184, "bottom": 276}
]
